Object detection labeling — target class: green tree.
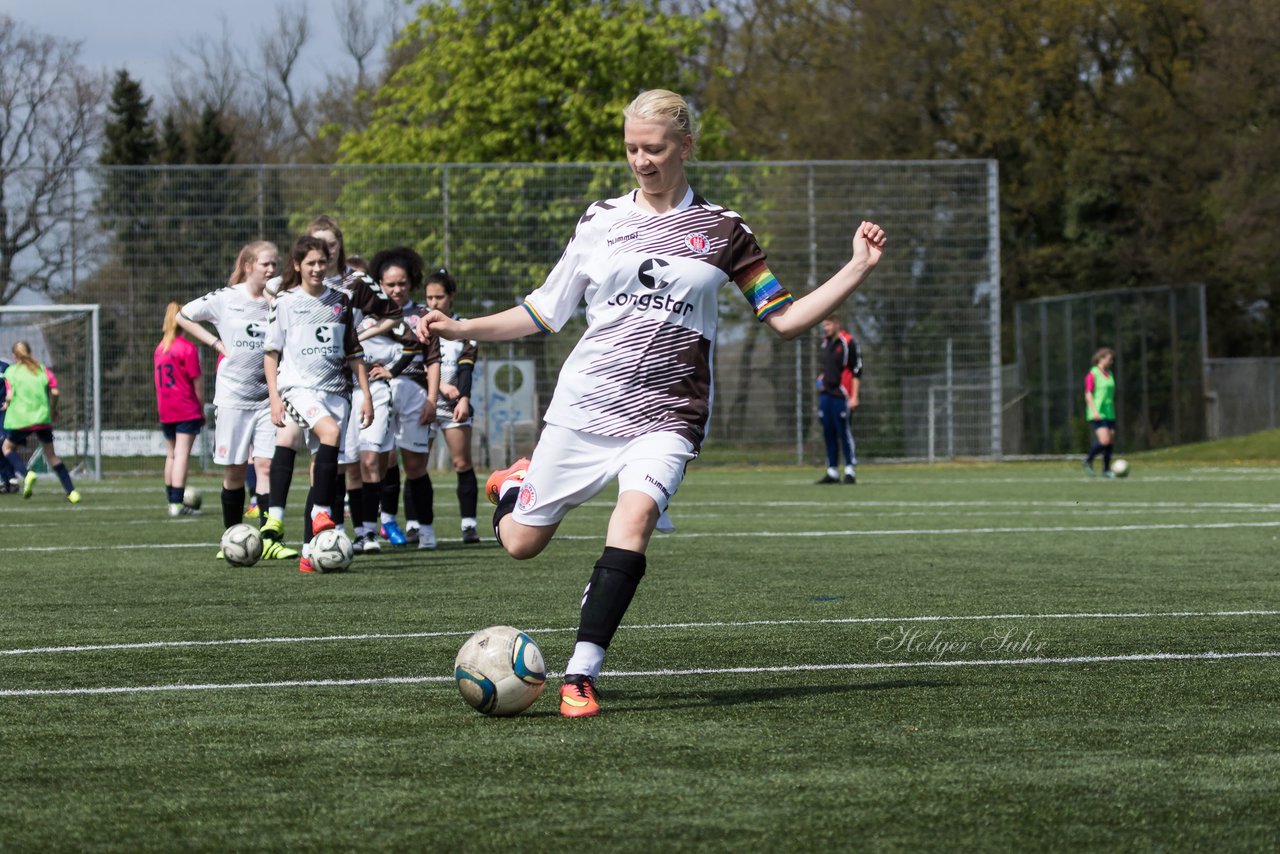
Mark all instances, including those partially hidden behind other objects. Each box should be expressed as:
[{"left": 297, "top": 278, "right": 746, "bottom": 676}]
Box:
[{"left": 340, "top": 0, "right": 719, "bottom": 164}]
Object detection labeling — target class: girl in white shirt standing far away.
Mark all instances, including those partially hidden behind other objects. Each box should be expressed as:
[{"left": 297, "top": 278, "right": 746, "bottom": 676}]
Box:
[{"left": 417, "top": 89, "right": 886, "bottom": 717}]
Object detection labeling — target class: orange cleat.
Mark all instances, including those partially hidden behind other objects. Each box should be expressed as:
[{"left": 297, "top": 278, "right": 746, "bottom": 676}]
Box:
[
  {"left": 299, "top": 555, "right": 316, "bottom": 574},
  {"left": 310, "top": 509, "right": 336, "bottom": 535},
  {"left": 559, "top": 674, "right": 601, "bottom": 718},
  {"left": 485, "top": 458, "right": 531, "bottom": 506}
]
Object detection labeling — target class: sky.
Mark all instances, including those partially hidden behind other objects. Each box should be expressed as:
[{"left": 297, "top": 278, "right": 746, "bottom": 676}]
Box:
[{"left": 1, "top": 0, "right": 358, "bottom": 98}]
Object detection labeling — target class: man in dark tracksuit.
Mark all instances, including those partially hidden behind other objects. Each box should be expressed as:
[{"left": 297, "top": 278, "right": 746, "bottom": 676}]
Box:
[{"left": 816, "top": 314, "right": 861, "bottom": 484}]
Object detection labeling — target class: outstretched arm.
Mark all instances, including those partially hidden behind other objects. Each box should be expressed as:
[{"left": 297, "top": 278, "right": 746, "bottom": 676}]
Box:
[
  {"left": 764, "top": 221, "right": 886, "bottom": 341},
  {"left": 417, "top": 304, "right": 540, "bottom": 343}
]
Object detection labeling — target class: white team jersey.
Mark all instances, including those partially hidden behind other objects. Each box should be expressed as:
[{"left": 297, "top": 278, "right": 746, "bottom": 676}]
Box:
[
  {"left": 437, "top": 313, "right": 478, "bottom": 390},
  {"left": 265, "top": 286, "right": 361, "bottom": 394},
  {"left": 180, "top": 284, "right": 270, "bottom": 409},
  {"left": 522, "top": 187, "right": 793, "bottom": 450}
]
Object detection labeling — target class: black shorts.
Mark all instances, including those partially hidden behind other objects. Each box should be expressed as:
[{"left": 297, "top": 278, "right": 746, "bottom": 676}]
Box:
[
  {"left": 162, "top": 419, "right": 204, "bottom": 440},
  {"left": 1089, "top": 419, "right": 1117, "bottom": 430},
  {"left": 7, "top": 427, "right": 54, "bottom": 445}
]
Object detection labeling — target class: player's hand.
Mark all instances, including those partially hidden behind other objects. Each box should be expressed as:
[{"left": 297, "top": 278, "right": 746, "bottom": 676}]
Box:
[
  {"left": 418, "top": 403, "right": 436, "bottom": 426},
  {"left": 852, "top": 220, "right": 886, "bottom": 270},
  {"left": 440, "top": 382, "right": 460, "bottom": 401},
  {"left": 360, "top": 400, "right": 374, "bottom": 429},
  {"left": 454, "top": 398, "right": 470, "bottom": 422},
  {"left": 270, "top": 397, "right": 286, "bottom": 428},
  {"left": 416, "top": 309, "right": 459, "bottom": 342},
  {"left": 369, "top": 364, "right": 392, "bottom": 381},
  {"left": 849, "top": 397, "right": 859, "bottom": 411}
]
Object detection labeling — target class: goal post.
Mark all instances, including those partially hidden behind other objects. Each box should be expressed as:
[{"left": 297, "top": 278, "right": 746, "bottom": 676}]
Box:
[{"left": 0, "top": 304, "right": 103, "bottom": 480}]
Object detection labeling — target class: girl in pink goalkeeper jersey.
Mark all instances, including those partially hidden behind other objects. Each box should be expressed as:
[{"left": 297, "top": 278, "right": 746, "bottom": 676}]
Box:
[
  {"left": 417, "top": 88, "right": 886, "bottom": 718},
  {"left": 155, "top": 301, "right": 206, "bottom": 516}
]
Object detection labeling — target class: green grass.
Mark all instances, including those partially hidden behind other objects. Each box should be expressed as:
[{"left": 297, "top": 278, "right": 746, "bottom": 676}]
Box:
[
  {"left": 2, "top": 459, "right": 1278, "bottom": 851},
  {"left": 1133, "top": 427, "right": 1280, "bottom": 464}
]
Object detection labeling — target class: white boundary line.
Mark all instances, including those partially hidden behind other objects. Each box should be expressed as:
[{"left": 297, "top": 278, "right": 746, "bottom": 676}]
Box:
[
  {"left": 4, "top": 519, "right": 1280, "bottom": 555},
  {"left": 5, "top": 609, "right": 1277, "bottom": 656},
  {"left": 2, "top": 649, "right": 1276, "bottom": 698}
]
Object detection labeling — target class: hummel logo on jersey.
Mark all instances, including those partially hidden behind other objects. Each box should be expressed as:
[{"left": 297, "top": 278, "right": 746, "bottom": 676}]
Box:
[
  {"left": 638, "top": 258, "right": 672, "bottom": 290},
  {"left": 607, "top": 230, "right": 640, "bottom": 247}
]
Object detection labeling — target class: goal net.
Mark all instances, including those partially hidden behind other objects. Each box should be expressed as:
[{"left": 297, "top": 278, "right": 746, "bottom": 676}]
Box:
[{"left": 0, "top": 304, "right": 102, "bottom": 480}]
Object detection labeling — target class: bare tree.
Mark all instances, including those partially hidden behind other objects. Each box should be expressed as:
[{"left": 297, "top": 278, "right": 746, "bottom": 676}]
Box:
[
  {"left": 0, "top": 15, "right": 104, "bottom": 304},
  {"left": 260, "top": 2, "right": 314, "bottom": 150}
]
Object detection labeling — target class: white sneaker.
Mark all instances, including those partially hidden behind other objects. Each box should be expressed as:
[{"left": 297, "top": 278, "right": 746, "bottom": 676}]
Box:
[
  {"left": 417, "top": 524, "right": 437, "bottom": 550},
  {"left": 167, "top": 504, "right": 182, "bottom": 517}
]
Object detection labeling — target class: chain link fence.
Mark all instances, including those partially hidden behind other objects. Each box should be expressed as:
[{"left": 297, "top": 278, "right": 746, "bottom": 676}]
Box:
[
  {"left": 1012, "top": 285, "right": 1209, "bottom": 455},
  {"left": 7, "top": 160, "right": 1001, "bottom": 467}
]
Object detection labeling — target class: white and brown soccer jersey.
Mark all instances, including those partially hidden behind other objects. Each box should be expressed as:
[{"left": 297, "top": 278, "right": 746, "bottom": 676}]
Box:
[
  {"left": 180, "top": 284, "right": 270, "bottom": 409},
  {"left": 264, "top": 286, "right": 362, "bottom": 394},
  {"left": 436, "top": 313, "right": 478, "bottom": 418},
  {"left": 522, "top": 187, "right": 793, "bottom": 451},
  {"left": 358, "top": 302, "right": 440, "bottom": 386},
  {"left": 327, "top": 267, "right": 402, "bottom": 327}
]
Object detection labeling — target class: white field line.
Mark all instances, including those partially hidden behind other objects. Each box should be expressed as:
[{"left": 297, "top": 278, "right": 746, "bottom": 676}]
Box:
[
  {"left": 2, "top": 649, "right": 1277, "bottom": 698},
  {"left": 5, "top": 609, "right": 1277, "bottom": 657},
  {"left": 4, "top": 519, "right": 1280, "bottom": 555}
]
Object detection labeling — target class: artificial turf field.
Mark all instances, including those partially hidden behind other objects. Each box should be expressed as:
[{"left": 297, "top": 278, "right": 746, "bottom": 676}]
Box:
[{"left": 1, "top": 460, "right": 1277, "bottom": 851}]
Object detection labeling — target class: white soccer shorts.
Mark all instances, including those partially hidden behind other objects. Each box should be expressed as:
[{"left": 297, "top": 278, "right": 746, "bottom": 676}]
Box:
[
  {"left": 345, "top": 380, "right": 394, "bottom": 456},
  {"left": 512, "top": 424, "right": 696, "bottom": 527},
  {"left": 389, "top": 377, "right": 435, "bottom": 454},
  {"left": 213, "top": 405, "right": 277, "bottom": 466},
  {"left": 281, "top": 388, "right": 351, "bottom": 455}
]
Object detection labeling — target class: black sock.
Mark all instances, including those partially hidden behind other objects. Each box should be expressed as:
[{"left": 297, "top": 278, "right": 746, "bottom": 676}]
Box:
[
  {"left": 303, "top": 490, "right": 315, "bottom": 542},
  {"left": 167, "top": 485, "right": 183, "bottom": 504},
  {"left": 255, "top": 493, "right": 269, "bottom": 525},
  {"left": 312, "top": 445, "right": 339, "bottom": 511},
  {"left": 221, "top": 486, "right": 245, "bottom": 528},
  {"left": 491, "top": 485, "right": 518, "bottom": 545},
  {"left": 347, "top": 485, "right": 363, "bottom": 533},
  {"left": 407, "top": 474, "right": 434, "bottom": 528},
  {"left": 577, "top": 547, "right": 647, "bottom": 649},
  {"left": 381, "top": 465, "right": 401, "bottom": 516},
  {"left": 363, "top": 482, "right": 382, "bottom": 532},
  {"left": 457, "top": 468, "right": 477, "bottom": 519},
  {"left": 269, "top": 446, "right": 297, "bottom": 510},
  {"left": 403, "top": 473, "right": 417, "bottom": 523},
  {"left": 53, "top": 462, "right": 75, "bottom": 494},
  {"left": 333, "top": 478, "right": 347, "bottom": 528},
  {"left": 1086, "top": 442, "right": 1103, "bottom": 463},
  {"left": 1102, "top": 444, "right": 1114, "bottom": 471}
]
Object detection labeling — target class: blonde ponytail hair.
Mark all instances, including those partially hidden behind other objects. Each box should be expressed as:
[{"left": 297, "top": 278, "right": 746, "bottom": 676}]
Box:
[{"left": 160, "top": 302, "right": 183, "bottom": 352}]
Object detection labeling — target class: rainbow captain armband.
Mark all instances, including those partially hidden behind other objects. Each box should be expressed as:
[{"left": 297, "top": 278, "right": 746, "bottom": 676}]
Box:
[{"left": 734, "top": 261, "right": 793, "bottom": 320}]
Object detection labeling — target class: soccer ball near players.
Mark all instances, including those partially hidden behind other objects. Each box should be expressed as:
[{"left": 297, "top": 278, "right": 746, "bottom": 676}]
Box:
[
  {"left": 454, "top": 626, "right": 547, "bottom": 716},
  {"left": 1111, "top": 459, "right": 1130, "bottom": 478},
  {"left": 310, "top": 528, "right": 354, "bottom": 572},
  {"left": 183, "top": 486, "right": 203, "bottom": 510},
  {"left": 220, "top": 523, "right": 263, "bottom": 567}
]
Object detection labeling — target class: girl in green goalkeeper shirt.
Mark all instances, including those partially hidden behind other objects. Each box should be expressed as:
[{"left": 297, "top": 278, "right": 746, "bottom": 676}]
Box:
[
  {"left": 1083, "top": 347, "right": 1117, "bottom": 477},
  {"left": 2, "top": 340, "right": 80, "bottom": 502}
]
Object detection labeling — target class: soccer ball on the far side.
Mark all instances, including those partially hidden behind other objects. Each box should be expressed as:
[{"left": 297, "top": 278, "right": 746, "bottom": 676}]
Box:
[
  {"left": 1111, "top": 459, "right": 1130, "bottom": 478},
  {"left": 310, "top": 528, "right": 354, "bottom": 572},
  {"left": 221, "top": 523, "right": 263, "bottom": 567},
  {"left": 183, "top": 486, "right": 203, "bottom": 510},
  {"left": 454, "top": 626, "right": 547, "bottom": 716}
]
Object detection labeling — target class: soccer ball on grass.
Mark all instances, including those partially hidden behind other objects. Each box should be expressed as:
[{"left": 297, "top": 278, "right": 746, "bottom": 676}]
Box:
[
  {"left": 183, "top": 486, "right": 203, "bottom": 510},
  {"left": 220, "top": 523, "right": 263, "bottom": 567},
  {"left": 310, "top": 528, "right": 354, "bottom": 572},
  {"left": 454, "top": 626, "right": 547, "bottom": 716},
  {"left": 1111, "top": 459, "right": 1130, "bottom": 478}
]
